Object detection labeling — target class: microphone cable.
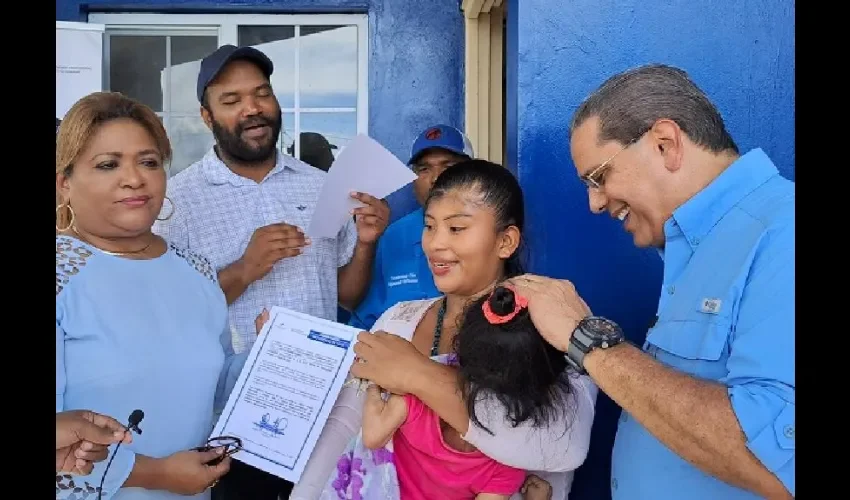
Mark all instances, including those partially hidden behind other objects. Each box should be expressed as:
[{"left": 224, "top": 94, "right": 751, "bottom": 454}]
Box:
[{"left": 96, "top": 410, "right": 144, "bottom": 500}]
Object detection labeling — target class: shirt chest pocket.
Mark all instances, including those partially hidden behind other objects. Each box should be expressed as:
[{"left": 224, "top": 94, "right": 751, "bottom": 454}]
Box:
[{"left": 646, "top": 314, "right": 732, "bottom": 380}]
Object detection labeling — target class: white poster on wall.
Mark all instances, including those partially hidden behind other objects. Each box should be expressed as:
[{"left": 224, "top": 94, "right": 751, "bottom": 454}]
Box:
[{"left": 56, "top": 21, "right": 105, "bottom": 121}]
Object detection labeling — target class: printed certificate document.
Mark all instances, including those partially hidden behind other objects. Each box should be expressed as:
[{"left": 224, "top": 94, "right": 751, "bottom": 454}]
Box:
[{"left": 211, "top": 306, "right": 360, "bottom": 483}]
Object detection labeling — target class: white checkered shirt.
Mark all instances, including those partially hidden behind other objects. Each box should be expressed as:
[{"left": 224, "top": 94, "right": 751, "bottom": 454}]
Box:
[{"left": 153, "top": 148, "right": 358, "bottom": 353}]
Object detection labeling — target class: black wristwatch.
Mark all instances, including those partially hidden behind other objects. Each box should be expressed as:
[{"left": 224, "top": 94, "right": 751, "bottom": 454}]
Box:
[{"left": 565, "top": 316, "right": 626, "bottom": 375}]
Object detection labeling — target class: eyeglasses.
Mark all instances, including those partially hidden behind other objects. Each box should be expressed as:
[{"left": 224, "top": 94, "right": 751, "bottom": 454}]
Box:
[
  {"left": 193, "top": 435, "right": 243, "bottom": 463},
  {"left": 579, "top": 133, "right": 645, "bottom": 190}
]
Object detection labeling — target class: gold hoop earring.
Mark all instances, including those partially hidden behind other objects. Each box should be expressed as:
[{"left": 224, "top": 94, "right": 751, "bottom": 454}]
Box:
[
  {"left": 56, "top": 204, "right": 75, "bottom": 232},
  {"left": 157, "top": 196, "right": 176, "bottom": 221}
]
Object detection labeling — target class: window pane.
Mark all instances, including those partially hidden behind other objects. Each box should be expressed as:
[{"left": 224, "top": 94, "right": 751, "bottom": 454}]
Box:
[
  {"left": 238, "top": 26, "right": 295, "bottom": 108},
  {"left": 109, "top": 35, "right": 166, "bottom": 112},
  {"left": 171, "top": 36, "right": 218, "bottom": 66},
  {"left": 294, "top": 112, "right": 357, "bottom": 171},
  {"left": 280, "top": 111, "right": 296, "bottom": 156},
  {"left": 169, "top": 36, "right": 219, "bottom": 114},
  {"left": 166, "top": 115, "right": 215, "bottom": 176},
  {"left": 299, "top": 26, "right": 358, "bottom": 108}
]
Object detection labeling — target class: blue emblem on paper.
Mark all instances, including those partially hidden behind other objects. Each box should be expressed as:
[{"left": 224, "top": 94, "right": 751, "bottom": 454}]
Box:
[{"left": 254, "top": 413, "right": 288, "bottom": 437}]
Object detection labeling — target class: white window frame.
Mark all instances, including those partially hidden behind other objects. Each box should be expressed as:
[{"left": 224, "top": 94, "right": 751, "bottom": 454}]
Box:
[
  {"left": 89, "top": 13, "right": 369, "bottom": 159},
  {"left": 461, "top": 0, "right": 505, "bottom": 164}
]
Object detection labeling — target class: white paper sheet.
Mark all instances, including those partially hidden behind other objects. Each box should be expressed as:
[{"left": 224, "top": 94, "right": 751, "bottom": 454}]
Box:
[
  {"left": 56, "top": 21, "right": 105, "bottom": 120},
  {"left": 306, "top": 134, "right": 417, "bottom": 238},
  {"left": 210, "top": 306, "right": 360, "bottom": 483}
]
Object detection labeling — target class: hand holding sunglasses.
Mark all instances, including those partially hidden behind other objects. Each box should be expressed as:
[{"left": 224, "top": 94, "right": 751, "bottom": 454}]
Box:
[{"left": 193, "top": 435, "right": 243, "bottom": 466}]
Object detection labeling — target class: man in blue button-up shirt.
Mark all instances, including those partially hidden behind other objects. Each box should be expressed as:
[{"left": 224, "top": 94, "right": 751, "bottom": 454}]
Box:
[
  {"left": 348, "top": 124, "right": 474, "bottom": 330},
  {"left": 510, "top": 64, "right": 794, "bottom": 500}
]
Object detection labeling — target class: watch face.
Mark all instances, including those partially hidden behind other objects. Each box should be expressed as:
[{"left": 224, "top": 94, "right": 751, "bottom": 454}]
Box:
[{"left": 583, "top": 316, "right": 623, "bottom": 340}]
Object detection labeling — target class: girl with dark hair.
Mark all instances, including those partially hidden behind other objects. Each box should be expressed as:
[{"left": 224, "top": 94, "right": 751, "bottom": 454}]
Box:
[
  {"left": 454, "top": 285, "right": 573, "bottom": 436},
  {"left": 359, "top": 284, "right": 572, "bottom": 499},
  {"left": 287, "top": 160, "right": 597, "bottom": 500}
]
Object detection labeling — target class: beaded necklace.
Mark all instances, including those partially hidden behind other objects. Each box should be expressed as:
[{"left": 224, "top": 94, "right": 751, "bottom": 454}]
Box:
[{"left": 430, "top": 297, "right": 447, "bottom": 357}]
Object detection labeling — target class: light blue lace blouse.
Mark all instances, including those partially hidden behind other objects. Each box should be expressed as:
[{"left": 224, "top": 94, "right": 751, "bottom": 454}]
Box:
[{"left": 56, "top": 235, "right": 247, "bottom": 500}]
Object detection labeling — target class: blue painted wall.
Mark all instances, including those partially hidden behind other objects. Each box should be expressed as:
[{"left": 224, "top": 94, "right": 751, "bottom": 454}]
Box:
[
  {"left": 56, "top": 0, "right": 465, "bottom": 223},
  {"left": 506, "top": 1, "right": 795, "bottom": 499}
]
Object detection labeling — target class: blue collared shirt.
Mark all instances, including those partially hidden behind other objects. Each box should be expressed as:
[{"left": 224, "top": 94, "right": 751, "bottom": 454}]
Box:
[
  {"left": 348, "top": 208, "right": 441, "bottom": 330},
  {"left": 611, "top": 149, "right": 795, "bottom": 499}
]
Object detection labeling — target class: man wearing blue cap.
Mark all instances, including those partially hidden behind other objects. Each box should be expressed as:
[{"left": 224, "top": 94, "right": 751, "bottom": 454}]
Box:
[
  {"left": 154, "top": 44, "right": 390, "bottom": 500},
  {"left": 348, "top": 124, "right": 474, "bottom": 331}
]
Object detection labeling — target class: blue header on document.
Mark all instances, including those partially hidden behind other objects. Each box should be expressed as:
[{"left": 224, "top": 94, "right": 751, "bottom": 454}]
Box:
[{"left": 308, "top": 330, "right": 351, "bottom": 349}]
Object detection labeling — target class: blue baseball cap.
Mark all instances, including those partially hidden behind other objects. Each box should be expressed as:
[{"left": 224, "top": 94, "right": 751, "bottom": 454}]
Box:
[
  {"left": 197, "top": 44, "right": 274, "bottom": 102},
  {"left": 408, "top": 124, "right": 475, "bottom": 165}
]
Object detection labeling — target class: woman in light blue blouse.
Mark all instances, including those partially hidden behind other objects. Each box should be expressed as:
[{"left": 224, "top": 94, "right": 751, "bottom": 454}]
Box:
[{"left": 56, "top": 92, "right": 248, "bottom": 500}]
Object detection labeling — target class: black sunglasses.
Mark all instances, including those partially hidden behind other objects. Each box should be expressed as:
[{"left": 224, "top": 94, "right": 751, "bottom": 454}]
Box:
[{"left": 193, "top": 435, "right": 243, "bottom": 465}]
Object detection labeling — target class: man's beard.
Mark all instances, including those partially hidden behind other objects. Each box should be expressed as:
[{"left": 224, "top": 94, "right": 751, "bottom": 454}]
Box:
[{"left": 211, "top": 108, "right": 283, "bottom": 164}]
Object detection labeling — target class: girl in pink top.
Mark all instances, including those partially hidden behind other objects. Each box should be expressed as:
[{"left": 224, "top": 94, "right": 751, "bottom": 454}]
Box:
[{"left": 361, "top": 285, "right": 574, "bottom": 500}]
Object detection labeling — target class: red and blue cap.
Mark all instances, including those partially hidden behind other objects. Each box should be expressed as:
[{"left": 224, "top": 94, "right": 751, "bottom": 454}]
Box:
[{"left": 408, "top": 124, "right": 475, "bottom": 165}]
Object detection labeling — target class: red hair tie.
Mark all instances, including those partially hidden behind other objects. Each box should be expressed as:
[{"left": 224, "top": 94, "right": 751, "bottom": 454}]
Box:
[{"left": 482, "top": 284, "right": 529, "bottom": 324}]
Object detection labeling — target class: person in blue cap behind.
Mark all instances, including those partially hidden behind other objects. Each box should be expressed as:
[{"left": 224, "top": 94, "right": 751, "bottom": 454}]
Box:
[{"left": 348, "top": 124, "right": 474, "bottom": 330}]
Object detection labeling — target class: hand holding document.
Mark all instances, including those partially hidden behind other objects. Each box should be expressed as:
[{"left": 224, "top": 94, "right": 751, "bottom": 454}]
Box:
[
  {"left": 307, "top": 134, "right": 417, "bottom": 239},
  {"left": 210, "top": 306, "right": 360, "bottom": 483}
]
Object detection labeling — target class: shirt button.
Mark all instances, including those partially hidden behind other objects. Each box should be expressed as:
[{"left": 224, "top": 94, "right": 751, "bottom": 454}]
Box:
[
  {"left": 691, "top": 237, "right": 700, "bottom": 245},
  {"left": 620, "top": 413, "right": 628, "bottom": 423},
  {"left": 611, "top": 478, "right": 618, "bottom": 490},
  {"left": 783, "top": 425, "right": 794, "bottom": 439},
  {"left": 667, "top": 285, "right": 675, "bottom": 295}
]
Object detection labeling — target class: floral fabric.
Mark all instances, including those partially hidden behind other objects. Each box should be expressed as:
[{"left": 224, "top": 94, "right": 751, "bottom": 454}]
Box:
[{"left": 319, "top": 354, "right": 457, "bottom": 500}]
